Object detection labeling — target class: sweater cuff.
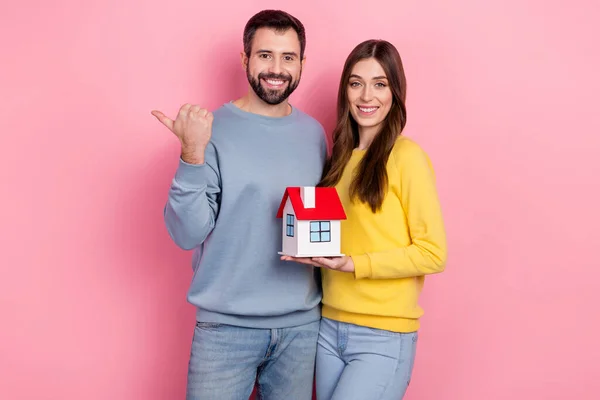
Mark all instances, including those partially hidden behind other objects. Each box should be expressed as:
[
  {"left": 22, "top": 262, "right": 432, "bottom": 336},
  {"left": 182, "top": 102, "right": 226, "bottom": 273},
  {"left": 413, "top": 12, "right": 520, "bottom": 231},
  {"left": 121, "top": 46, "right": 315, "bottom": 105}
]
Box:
[
  {"left": 174, "top": 158, "right": 210, "bottom": 188},
  {"left": 352, "top": 254, "right": 372, "bottom": 279}
]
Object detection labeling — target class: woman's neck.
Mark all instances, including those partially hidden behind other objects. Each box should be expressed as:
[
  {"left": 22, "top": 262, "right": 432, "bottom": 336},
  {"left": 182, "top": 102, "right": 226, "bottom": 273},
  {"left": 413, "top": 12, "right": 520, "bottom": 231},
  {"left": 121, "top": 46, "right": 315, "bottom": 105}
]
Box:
[{"left": 357, "top": 125, "right": 380, "bottom": 150}]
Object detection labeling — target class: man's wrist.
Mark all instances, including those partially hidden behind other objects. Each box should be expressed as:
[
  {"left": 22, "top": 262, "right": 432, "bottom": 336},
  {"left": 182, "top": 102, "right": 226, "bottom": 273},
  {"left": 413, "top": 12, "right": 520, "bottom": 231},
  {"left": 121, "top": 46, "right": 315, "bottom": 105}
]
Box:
[{"left": 181, "top": 146, "right": 206, "bottom": 164}]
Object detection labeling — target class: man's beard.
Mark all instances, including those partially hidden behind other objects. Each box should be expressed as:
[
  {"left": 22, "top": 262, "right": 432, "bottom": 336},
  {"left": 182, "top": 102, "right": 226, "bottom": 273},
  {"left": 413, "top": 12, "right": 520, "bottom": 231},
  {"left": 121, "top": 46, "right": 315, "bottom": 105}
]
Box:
[{"left": 247, "top": 69, "right": 301, "bottom": 105}]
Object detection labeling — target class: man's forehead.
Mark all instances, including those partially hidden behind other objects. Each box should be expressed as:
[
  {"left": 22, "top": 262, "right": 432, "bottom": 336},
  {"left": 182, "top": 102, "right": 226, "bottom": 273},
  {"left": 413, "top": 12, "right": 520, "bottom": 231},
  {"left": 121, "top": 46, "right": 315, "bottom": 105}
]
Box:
[{"left": 251, "top": 28, "right": 301, "bottom": 54}]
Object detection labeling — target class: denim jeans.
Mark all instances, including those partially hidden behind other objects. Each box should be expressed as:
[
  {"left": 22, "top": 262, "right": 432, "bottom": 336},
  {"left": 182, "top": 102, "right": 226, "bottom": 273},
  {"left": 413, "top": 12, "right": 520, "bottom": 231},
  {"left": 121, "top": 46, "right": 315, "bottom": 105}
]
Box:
[
  {"left": 316, "top": 317, "right": 418, "bottom": 400},
  {"left": 186, "top": 320, "right": 319, "bottom": 400}
]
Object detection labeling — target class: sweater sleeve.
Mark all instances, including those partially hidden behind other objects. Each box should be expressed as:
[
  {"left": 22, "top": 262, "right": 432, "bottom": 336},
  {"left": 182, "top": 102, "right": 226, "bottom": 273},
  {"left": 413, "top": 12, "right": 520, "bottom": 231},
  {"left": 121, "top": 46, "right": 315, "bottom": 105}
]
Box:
[
  {"left": 163, "top": 143, "right": 221, "bottom": 250},
  {"left": 352, "top": 141, "right": 447, "bottom": 279}
]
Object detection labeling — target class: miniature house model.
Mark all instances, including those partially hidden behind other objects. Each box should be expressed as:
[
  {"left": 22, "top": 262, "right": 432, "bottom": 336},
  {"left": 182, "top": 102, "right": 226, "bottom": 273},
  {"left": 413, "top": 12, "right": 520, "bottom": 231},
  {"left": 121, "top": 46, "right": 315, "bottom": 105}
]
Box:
[{"left": 276, "top": 186, "right": 347, "bottom": 257}]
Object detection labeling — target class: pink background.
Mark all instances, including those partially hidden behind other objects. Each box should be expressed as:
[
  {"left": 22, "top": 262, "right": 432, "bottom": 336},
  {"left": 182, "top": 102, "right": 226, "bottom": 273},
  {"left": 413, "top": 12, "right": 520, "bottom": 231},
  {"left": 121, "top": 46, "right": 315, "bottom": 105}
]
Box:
[{"left": 2, "top": 0, "right": 599, "bottom": 399}]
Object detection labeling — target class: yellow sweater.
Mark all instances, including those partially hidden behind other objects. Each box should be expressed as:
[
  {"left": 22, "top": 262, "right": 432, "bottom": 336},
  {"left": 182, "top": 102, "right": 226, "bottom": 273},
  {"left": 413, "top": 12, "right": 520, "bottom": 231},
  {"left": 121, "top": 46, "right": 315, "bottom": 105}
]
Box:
[{"left": 321, "top": 136, "right": 447, "bottom": 333}]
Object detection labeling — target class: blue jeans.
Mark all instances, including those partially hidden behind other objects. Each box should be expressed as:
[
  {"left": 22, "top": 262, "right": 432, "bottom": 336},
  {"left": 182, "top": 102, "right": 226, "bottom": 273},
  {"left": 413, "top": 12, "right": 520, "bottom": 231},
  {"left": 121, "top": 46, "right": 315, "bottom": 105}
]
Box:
[
  {"left": 316, "top": 318, "right": 418, "bottom": 400},
  {"left": 186, "top": 320, "right": 319, "bottom": 400}
]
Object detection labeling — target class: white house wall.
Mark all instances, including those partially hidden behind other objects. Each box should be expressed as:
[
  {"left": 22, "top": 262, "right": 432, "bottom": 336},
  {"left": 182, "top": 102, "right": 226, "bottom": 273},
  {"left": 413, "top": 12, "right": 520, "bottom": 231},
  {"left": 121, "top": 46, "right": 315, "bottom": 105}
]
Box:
[
  {"left": 297, "top": 220, "right": 342, "bottom": 256},
  {"left": 281, "top": 199, "right": 298, "bottom": 256}
]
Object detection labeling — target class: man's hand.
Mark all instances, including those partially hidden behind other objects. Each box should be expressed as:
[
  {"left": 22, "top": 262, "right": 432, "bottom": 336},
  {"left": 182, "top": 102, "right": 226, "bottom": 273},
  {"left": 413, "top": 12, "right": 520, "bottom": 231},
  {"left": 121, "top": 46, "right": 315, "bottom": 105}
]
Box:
[
  {"left": 281, "top": 255, "right": 355, "bottom": 273},
  {"left": 151, "top": 104, "right": 213, "bottom": 164}
]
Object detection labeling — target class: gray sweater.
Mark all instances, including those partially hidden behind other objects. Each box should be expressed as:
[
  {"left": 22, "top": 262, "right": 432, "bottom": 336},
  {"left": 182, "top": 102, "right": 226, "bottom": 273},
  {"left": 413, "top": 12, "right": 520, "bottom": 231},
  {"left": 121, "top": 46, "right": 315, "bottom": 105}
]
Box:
[{"left": 164, "top": 102, "right": 327, "bottom": 328}]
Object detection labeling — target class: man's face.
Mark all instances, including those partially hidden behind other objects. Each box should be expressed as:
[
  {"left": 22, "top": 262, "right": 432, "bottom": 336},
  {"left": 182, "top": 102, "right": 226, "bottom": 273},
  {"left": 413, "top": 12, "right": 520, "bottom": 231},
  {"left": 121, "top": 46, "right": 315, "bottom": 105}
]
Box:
[{"left": 244, "top": 28, "right": 304, "bottom": 105}]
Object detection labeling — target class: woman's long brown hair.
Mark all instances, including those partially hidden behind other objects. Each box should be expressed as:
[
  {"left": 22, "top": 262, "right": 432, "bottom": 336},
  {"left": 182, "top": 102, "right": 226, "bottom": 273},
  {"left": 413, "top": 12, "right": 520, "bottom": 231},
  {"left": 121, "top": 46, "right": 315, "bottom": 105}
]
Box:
[{"left": 318, "top": 40, "right": 407, "bottom": 212}]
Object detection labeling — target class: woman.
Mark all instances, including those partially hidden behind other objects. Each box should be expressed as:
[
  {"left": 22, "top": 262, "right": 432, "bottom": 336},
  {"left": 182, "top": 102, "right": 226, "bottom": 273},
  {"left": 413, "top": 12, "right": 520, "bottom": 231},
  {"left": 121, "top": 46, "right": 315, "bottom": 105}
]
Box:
[{"left": 282, "top": 39, "right": 447, "bottom": 399}]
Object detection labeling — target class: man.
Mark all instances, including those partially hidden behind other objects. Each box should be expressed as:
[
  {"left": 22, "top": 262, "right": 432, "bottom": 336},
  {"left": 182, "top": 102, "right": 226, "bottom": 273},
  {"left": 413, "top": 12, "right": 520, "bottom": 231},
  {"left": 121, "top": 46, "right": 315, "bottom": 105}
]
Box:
[{"left": 151, "top": 9, "right": 326, "bottom": 400}]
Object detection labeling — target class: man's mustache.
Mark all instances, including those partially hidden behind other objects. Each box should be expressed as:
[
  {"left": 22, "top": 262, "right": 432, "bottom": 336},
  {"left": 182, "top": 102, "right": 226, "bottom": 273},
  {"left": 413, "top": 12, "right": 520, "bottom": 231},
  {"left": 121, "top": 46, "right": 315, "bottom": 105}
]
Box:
[{"left": 258, "top": 73, "right": 292, "bottom": 82}]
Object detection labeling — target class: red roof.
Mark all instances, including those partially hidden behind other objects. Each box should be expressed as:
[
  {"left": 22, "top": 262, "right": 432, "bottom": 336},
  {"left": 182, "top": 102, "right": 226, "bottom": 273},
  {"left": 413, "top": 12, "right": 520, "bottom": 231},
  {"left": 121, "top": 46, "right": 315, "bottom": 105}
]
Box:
[{"left": 276, "top": 187, "right": 347, "bottom": 220}]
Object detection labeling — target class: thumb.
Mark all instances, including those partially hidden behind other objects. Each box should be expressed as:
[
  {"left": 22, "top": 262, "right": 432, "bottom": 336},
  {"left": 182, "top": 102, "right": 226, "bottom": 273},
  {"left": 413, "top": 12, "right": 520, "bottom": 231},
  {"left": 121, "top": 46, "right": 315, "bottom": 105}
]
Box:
[{"left": 151, "top": 110, "right": 174, "bottom": 132}]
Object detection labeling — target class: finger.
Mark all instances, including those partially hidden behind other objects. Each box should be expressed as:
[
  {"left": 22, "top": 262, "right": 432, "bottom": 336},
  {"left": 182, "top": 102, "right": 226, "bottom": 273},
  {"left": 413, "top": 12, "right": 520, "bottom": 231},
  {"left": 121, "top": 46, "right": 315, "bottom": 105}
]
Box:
[
  {"left": 283, "top": 257, "right": 319, "bottom": 267},
  {"left": 294, "top": 258, "right": 314, "bottom": 265},
  {"left": 190, "top": 105, "right": 201, "bottom": 115},
  {"left": 282, "top": 256, "right": 300, "bottom": 261},
  {"left": 313, "top": 257, "right": 336, "bottom": 269},
  {"left": 151, "top": 110, "right": 174, "bottom": 132},
  {"left": 313, "top": 261, "right": 333, "bottom": 269},
  {"left": 311, "top": 260, "right": 334, "bottom": 269},
  {"left": 314, "top": 256, "right": 338, "bottom": 263},
  {"left": 197, "top": 108, "right": 208, "bottom": 118},
  {"left": 178, "top": 103, "right": 192, "bottom": 117}
]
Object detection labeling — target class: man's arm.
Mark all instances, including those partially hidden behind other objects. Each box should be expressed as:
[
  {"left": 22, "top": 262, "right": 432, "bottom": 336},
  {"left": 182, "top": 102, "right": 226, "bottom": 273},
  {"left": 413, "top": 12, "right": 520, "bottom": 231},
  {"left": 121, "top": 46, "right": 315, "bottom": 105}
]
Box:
[
  {"left": 164, "top": 144, "right": 220, "bottom": 250},
  {"left": 151, "top": 104, "right": 218, "bottom": 250}
]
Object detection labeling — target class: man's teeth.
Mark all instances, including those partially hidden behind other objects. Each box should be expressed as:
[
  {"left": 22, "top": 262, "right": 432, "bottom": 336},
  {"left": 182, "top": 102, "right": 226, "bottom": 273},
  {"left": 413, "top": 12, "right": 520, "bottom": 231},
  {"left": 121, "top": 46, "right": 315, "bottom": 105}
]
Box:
[
  {"left": 266, "top": 79, "right": 284, "bottom": 85},
  {"left": 359, "top": 107, "right": 377, "bottom": 112}
]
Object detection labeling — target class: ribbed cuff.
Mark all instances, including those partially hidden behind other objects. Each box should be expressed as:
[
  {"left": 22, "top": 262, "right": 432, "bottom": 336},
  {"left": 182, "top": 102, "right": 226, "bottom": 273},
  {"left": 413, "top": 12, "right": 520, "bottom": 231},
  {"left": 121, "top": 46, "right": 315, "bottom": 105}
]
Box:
[
  {"left": 174, "top": 158, "right": 210, "bottom": 188},
  {"left": 352, "top": 254, "right": 372, "bottom": 279}
]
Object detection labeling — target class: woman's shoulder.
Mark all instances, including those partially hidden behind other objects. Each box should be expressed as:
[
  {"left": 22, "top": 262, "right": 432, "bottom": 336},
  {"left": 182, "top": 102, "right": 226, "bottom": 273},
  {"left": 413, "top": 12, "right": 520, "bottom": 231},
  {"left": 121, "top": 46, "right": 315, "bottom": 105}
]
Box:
[{"left": 391, "top": 135, "right": 431, "bottom": 166}]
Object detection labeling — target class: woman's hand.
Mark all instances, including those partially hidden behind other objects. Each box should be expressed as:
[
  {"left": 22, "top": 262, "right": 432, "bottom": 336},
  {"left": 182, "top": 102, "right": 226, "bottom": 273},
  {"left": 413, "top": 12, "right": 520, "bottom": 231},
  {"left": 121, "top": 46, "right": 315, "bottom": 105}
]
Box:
[
  {"left": 312, "top": 256, "right": 355, "bottom": 272},
  {"left": 280, "top": 256, "right": 320, "bottom": 267},
  {"left": 281, "top": 255, "right": 355, "bottom": 273}
]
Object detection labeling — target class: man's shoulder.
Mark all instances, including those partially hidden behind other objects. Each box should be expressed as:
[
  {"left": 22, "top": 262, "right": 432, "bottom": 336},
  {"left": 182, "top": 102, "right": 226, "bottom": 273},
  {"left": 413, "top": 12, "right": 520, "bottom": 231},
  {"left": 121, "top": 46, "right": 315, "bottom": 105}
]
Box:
[
  {"left": 210, "top": 103, "right": 243, "bottom": 134},
  {"left": 292, "top": 107, "right": 326, "bottom": 141},
  {"left": 293, "top": 107, "right": 324, "bottom": 129},
  {"left": 211, "top": 103, "right": 234, "bottom": 120}
]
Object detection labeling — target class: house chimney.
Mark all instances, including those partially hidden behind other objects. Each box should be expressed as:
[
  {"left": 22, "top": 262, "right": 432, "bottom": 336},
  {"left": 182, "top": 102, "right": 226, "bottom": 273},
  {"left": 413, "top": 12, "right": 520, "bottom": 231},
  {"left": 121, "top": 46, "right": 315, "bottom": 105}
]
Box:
[{"left": 300, "top": 186, "right": 316, "bottom": 208}]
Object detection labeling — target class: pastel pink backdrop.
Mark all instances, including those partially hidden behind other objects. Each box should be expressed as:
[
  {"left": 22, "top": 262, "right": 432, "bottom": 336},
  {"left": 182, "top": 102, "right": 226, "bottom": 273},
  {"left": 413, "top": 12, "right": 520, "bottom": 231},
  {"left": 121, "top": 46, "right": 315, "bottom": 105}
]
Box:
[{"left": 1, "top": 0, "right": 599, "bottom": 399}]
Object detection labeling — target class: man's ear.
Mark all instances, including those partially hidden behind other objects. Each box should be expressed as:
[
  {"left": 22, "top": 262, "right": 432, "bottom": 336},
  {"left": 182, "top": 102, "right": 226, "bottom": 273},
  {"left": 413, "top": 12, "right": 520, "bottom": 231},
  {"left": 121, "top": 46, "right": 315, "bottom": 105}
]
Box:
[
  {"left": 240, "top": 51, "right": 248, "bottom": 70},
  {"left": 301, "top": 55, "right": 306, "bottom": 68}
]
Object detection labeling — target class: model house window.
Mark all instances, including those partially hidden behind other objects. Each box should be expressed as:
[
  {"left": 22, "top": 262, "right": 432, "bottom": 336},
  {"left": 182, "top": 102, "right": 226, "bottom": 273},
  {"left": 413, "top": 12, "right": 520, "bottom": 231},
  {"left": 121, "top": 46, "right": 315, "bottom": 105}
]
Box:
[
  {"left": 286, "top": 214, "right": 294, "bottom": 237},
  {"left": 310, "top": 221, "right": 331, "bottom": 242}
]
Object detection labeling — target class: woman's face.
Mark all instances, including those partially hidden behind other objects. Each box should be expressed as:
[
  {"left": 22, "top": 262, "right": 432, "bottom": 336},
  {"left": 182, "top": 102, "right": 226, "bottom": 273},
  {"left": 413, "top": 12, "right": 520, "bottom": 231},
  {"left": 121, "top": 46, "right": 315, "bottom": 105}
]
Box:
[{"left": 346, "top": 58, "right": 393, "bottom": 132}]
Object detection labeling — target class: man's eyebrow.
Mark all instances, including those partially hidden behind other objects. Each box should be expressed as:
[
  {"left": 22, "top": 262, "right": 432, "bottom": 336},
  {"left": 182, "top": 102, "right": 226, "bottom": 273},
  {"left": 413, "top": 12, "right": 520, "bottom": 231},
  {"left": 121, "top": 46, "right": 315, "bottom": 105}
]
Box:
[{"left": 256, "top": 50, "right": 299, "bottom": 57}]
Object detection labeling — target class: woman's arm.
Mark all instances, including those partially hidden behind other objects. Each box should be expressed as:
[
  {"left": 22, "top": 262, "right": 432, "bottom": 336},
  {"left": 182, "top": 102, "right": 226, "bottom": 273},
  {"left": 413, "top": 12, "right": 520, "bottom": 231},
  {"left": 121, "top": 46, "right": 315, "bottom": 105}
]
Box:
[{"left": 352, "top": 140, "right": 447, "bottom": 279}]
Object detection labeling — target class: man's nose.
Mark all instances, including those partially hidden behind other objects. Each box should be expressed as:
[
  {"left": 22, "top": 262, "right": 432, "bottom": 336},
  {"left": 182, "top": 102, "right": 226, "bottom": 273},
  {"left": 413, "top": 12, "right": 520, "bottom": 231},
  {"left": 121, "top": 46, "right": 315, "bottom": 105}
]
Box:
[{"left": 268, "top": 58, "right": 283, "bottom": 74}]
